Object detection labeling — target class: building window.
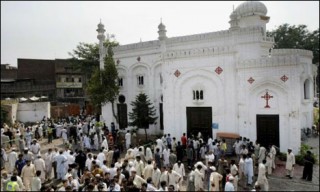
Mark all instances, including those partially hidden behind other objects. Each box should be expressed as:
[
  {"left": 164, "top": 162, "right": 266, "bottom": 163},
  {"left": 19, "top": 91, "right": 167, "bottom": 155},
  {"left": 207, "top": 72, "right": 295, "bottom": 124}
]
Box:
[
  {"left": 71, "top": 77, "right": 75, "bottom": 82},
  {"left": 66, "top": 77, "right": 70, "bottom": 82},
  {"left": 193, "top": 89, "right": 204, "bottom": 100},
  {"left": 304, "top": 79, "right": 311, "bottom": 99},
  {"left": 118, "top": 78, "right": 123, "bottom": 87},
  {"left": 78, "top": 77, "right": 82, "bottom": 83},
  {"left": 138, "top": 76, "right": 144, "bottom": 85},
  {"left": 160, "top": 73, "right": 163, "bottom": 85}
]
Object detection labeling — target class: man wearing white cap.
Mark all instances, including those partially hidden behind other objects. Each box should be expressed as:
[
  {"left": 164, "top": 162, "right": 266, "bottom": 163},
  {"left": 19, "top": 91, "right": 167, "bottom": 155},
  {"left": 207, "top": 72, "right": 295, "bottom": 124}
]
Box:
[
  {"left": 209, "top": 166, "right": 223, "bottom": 191},
  {"left": 7, "top": 148, "right": 18, "bottom": 174},
  {"left": 286, "top": 148, "right": 295, "bottom": 179},
  {"left": 224, "top": 175, "right": 235, "bottom": 191},
  {"left": 34, "top": 154, "right": 46, "bottom": 182},
  {"left": 194, "top": 164, "right": 205, "bottom": 191},
  {"left": 131, "top": 167, "right": 147, "bottom": 188}
]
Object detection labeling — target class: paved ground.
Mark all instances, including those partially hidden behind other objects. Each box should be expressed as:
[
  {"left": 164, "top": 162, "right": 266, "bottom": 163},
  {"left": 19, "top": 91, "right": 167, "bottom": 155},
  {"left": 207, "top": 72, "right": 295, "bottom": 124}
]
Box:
[{"left": 3, "top": 135, "right": 319, "bottom": 191}]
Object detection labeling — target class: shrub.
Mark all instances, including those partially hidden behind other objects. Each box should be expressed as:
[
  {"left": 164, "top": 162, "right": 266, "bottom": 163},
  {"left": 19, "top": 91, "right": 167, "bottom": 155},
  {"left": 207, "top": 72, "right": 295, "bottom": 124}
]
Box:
[
  {"left": 277, "top": 152, "right": 287, "bottom": 161},
  {"left": 295, "top": 143, "right": 318, "bottom": 165}
]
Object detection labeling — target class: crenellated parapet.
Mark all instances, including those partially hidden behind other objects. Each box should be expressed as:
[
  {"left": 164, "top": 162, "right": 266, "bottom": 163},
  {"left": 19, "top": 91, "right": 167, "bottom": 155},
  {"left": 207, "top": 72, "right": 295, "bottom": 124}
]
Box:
[
  {"left": 237, "top": 49, "right": 313, "bottom": 69},
  {"left": 114, "top": 40, "right": 160, "bottom": 52},
  {"left": 272, "top": 49, "right": 313, "bottom": 57}
]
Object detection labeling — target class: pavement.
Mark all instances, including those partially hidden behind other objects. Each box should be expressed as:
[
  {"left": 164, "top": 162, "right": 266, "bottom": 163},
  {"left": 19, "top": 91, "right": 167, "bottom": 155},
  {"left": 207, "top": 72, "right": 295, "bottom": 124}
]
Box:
[{"left": 2, "top": 135, "right": 319, "bottom": 191}]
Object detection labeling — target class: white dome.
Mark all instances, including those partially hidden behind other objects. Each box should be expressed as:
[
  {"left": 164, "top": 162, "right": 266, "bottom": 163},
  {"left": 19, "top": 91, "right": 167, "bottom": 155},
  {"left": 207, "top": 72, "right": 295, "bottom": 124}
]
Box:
[{"left": 234, "top": 1, "right": 267, "bottom": 17}]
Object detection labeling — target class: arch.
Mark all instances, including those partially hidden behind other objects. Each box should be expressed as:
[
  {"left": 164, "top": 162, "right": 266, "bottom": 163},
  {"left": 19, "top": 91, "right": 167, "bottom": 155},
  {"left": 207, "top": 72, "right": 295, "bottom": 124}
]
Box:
[
  {"left": 303, "top": 78, "right": 312, "bottom": 99},
  {"left": 129, "top": 62, "right": 150, "bottom": 75},
  {"left": 249, "top": 78, "right": 288, "bottom": 94}
]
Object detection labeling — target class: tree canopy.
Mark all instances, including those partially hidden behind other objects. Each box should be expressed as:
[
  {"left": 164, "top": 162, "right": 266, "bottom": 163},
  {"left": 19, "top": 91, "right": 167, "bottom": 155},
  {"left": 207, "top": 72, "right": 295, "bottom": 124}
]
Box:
[
  {"left": 268, "top": 24, "right": 319, "bottom": 94},
  {"left": 86, "top": 41, "right": 120, "bottom": 120},
  {"left": 267, "top": 24, "right": 319, "bottom": 64}
]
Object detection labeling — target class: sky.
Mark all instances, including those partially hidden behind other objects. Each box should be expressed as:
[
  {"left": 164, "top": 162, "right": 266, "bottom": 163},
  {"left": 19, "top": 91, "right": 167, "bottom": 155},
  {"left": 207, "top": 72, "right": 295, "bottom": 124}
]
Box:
[{"left": 1, "top": 1, "right": 319, "bottom": 67}]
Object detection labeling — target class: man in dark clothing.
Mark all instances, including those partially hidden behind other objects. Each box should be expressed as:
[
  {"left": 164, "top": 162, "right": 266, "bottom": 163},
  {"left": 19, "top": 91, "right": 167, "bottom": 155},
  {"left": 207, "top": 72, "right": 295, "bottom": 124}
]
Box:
[
  {"left": 302, "top": 150, "right": 315, "bottom": 181},
  {"left": 75, "top": 150, "right": 87, "bottom": 177},
  {"left": 15, "top": 154, "right": 26, "bottom": 176},
  {"left": 113, "top": 146, "right": 120, "bottom": 163},
  {"left": 176, "top": 141, "right": 184, "bottom": 162},
  {"left": 155, "top": 148, "right": 162, "bottom": 169},
  {"left": 69, "top": 126, "right": 77, "bottom": 145}
]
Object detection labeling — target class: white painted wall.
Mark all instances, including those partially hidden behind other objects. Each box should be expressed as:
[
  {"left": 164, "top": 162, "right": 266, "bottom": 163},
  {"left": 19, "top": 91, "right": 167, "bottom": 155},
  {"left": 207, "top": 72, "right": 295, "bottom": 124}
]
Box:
[{"left": 17, "top": 102, "right": 51, "bottom": 123}]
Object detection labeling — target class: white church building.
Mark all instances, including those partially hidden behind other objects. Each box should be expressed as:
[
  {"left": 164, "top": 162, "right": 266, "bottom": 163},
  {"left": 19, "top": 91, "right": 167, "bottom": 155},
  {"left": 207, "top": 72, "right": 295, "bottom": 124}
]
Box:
[{"left": 99, "top": 1, "right": 317, "bottom": 154}]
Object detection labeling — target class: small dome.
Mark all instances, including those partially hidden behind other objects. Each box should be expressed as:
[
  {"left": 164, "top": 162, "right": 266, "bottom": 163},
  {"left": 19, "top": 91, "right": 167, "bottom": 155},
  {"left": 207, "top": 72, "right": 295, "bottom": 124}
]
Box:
[
  {"left": 229, "top": 11, "right": 238, "bottom": 20},
  {"left": 234, "top": 1, "right": 267, "bottom": 17},
  {"left": 158, "top": 22, "right": 166, "bottom": 30}
]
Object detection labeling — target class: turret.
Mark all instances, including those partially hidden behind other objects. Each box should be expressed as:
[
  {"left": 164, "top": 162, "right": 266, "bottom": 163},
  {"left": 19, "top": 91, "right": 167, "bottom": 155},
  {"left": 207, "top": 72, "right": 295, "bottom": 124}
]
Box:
[{"left": 97, "top": 20, "right": 106, "bottom": 70}]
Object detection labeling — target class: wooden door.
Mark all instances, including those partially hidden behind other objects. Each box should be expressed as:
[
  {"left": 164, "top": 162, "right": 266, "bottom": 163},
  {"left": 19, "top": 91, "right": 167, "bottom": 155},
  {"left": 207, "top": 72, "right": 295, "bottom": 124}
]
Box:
[
  {"left": 187, "top": 107, "right": 212, "bottom": 141},
  {"left": 256, "top": 115, "right": 279, "bottom": 148}
]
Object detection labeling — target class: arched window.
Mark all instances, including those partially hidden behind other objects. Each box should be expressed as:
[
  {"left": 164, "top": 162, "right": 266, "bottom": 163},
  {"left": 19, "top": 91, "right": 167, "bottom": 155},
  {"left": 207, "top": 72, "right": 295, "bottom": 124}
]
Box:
[
  {"left": 304, "top": 79, "right": 311, "bottom": 99},
  {"left": 118, "top": 78, "right": 123, "bottom": 87},
  {"left": 196, "top": 91, "right": 200, "bottom": 100},
  {"left": 137, "top": 76, "right": 144, "bottom": 85},
  {"left": 193, "top": 89, "right": 204, "bottom": 100},
  {"left": 200, "top": 90, "right": 203, "bottom": 100}
]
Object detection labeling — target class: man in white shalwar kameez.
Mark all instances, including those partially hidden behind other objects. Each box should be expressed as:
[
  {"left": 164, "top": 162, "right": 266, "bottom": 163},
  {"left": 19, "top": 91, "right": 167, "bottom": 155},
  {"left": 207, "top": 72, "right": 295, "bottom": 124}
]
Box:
[
  {"left": 21, "top": 160, "right": 36, "bottom": 191},
  {"left": 270, "top": 145, "right": 277, "bottom": 169},
  {"left": 152, "top": 165, "right": 161, "bottom": 188},
  {"left": 285, "top": 148, "right": 295, "bottom": 179},
  {"left": 61, "top": 128, "right": 68, "bottom": 144},
  {"left": 54, "top": 150, "right": 68, "bottom": 180},
  {"left": 125, "top": 131, "right": 131, "bottom": 149},
  {"left": 258, "top": 146, "right": 266, "bottom": 164},
  {"left": 194, "top": 164, "right": 205, "bottom": 191},
  {"left": 257, "top": 160, "right": 269, "bottom": 191},
  {"left": 97, "top": 149, "right": 106, "bottom": 163},
  {"left": 162, "top": 146, "right": 170, "bottom": 167},
  {"left": 44, "top": 148, "right": 54, "bottom": 181},
  {"left": 209, "top": 166, "right": 223, "bottom": 191},
  {"left": 167, "top": 166, "right": 182, "bottom": 191},
  {"left": 101, "top": 137, "right": 109, "bottom": 151},
  {"left": 244, "top": 154, "right": 254, "bottom": 186},
  {"left": 145, "top": 147, "right": 153, "bottom": 162},
  {"left": 34, "top": 154, "right": 46, "bottom": 182},
  {"left": 143, "top": 160, "right": 154, "bottom": 180},
  {"left": 156, "top": 138, "right": 164, "bottom": 155},
  {"left": 173, "top": 160, "right": 185, "bottom": 188},
  {"left": 30, "top": 140, "right": 41, "bottom": 161},
  {"left": 7, "top": 148, "right": 18, "bottom": 174},
  {"left": 84, "top": 135, "right": 91, "bottom": 150},
  {"left": 133, "top": 155, "right": 145, "bottom": 177}
]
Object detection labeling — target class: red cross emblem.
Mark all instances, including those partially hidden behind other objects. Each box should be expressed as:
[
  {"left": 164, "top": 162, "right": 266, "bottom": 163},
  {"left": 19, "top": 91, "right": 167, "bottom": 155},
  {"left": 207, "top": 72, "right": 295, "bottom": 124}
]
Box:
[
  {"left": 281, "top": 75, "right": 288, "bottom": 82},
  {"left": 174, "top": 70, "right": 181, "bottom": 77},
  {"left": 261, "top": 90, "right": 273, "bottom": 108},
  {"left": 215, "top": 66, "right": 223, "bottom": 75},
  {"left": 248, "top": 77, "right": 255, "bottom": 84}
]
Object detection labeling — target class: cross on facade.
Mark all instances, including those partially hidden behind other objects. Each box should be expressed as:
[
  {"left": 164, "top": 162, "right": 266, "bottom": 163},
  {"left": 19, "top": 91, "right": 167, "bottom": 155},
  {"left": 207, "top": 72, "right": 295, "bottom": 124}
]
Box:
[{"left": 261, "top": 90, "right": 273, "bottom": 108}]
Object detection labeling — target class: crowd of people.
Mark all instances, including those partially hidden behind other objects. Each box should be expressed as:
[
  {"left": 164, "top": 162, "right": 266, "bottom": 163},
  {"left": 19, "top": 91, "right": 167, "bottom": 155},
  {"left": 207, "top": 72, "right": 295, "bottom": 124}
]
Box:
[{"left": 0, "top": 114, "right": 317, "bottom": 191}]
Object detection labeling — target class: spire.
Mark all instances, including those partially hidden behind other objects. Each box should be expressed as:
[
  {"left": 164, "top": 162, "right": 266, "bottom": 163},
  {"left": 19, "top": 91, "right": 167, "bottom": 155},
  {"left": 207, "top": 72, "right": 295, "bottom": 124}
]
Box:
[{"left": 158, "top": 18, "right": 167, "bottom": 41}]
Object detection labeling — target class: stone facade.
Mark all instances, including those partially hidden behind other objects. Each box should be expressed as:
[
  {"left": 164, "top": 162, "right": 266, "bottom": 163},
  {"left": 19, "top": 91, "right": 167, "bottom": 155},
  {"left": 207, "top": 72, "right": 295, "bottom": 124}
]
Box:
[{"left": 100, "top": 1, "right": 316, "bottom": 154}]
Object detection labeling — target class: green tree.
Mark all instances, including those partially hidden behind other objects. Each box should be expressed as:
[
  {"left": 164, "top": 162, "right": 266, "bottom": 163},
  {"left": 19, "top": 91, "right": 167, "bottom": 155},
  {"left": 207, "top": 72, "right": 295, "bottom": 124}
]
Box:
[
  {"left": 68, "top": 42, "right": 100, "bottom": 82},
  {"left": 129, "top": 93, "right": 158, "bottom": 141},
  {"left": 267, "top": 23, "right": 319, "bottom": 93},
  {"left": 86, "top": 40, "right": 120, "bottom": 122}
]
